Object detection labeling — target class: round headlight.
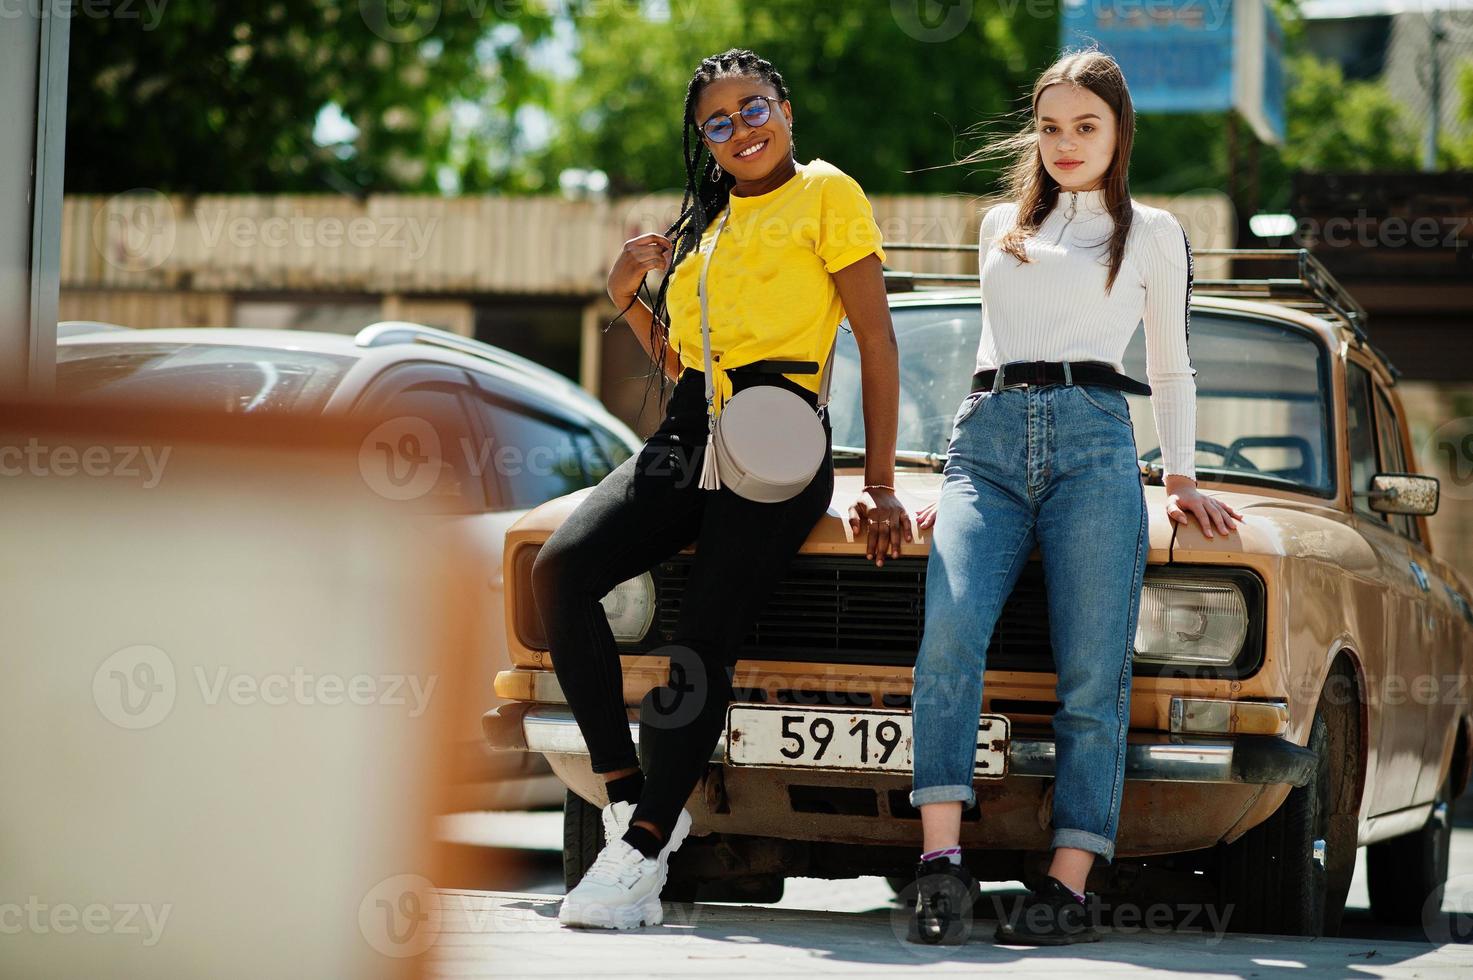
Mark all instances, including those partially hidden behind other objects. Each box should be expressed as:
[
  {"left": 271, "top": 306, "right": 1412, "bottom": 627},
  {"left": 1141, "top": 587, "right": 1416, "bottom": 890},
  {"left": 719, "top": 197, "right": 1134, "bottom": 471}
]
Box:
[{"left": 601, "top": 572, "right": 655, "bottom": 642}]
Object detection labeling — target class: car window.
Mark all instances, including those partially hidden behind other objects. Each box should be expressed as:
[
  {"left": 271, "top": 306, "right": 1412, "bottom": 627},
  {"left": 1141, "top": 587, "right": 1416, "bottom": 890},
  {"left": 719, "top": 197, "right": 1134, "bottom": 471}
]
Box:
[
  {"left": 831, "top": 306, "right": 1335, "bottom": 495},
  {"left": 1346, "top": 362, "right": 1380, "bottom": 521},
  {"left": 471, "top": 394, "right": 599, "bottom": 510},
  {"left": 55, "top": 342, "right": 353, "bottom": 414},
  {"left": 589, "top": 423, "right": 635, "bottom": 471},
  {"left": 574, "top": 430, "right": 613, "bottom": 483},
  {"left": 1373, "top": 385, "right": 1420, "bottom": 542},
  {"left": 359, "top": 366, "right": 485, "bottom": 514}
]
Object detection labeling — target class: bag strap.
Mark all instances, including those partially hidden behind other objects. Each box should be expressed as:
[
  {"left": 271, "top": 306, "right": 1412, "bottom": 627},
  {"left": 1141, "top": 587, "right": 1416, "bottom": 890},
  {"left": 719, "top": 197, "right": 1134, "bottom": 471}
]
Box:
[
  {"left": 695, "top": 209, "right": 733, "bottom": 492},
  {"left": 697, "top": 209, "right": 733, "bottom": 420}
]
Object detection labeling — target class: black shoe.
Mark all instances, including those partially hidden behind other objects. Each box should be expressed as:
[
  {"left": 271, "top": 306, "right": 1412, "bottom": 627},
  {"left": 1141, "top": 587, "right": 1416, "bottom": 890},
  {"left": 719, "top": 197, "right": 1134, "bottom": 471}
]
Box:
[
  {"left": 994, "top": 876, "right": 1100, "bottom": 945},
  {"left": 906, "top": 857, "right": 981, "bottom": 945}
]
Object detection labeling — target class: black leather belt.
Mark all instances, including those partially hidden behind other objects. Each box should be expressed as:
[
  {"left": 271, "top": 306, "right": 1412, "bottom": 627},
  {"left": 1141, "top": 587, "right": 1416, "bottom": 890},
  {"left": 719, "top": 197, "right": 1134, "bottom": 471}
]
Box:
[
  {"left": 971, "top": 360, "right": 1152, "bottom": 396},
  {"left": 726, "top": 358, "right": 821, "bottom": 376}
]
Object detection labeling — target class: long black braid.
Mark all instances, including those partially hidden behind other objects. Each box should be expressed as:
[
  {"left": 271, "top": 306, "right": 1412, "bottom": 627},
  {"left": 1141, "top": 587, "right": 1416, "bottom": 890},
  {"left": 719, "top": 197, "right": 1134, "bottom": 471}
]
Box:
[{"left": 612, "top": 48, "right": 792, "bottom": 424}]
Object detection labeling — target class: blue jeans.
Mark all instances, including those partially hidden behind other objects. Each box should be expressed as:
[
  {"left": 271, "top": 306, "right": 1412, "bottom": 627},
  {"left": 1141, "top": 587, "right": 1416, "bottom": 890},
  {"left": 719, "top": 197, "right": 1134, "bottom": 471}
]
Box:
[{"left": 909, "top": 379, "right": 1149, "bottom": 863}]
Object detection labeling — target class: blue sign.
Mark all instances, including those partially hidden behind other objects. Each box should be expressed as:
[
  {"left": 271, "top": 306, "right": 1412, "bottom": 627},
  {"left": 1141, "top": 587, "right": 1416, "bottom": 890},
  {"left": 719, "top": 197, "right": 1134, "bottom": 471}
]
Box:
[
  {"left": 1261, "top": 6, "right": 1286, "bottom": 142},
  {"left": 1060, "top": 0, "right": 1285, "bottom": 144}
]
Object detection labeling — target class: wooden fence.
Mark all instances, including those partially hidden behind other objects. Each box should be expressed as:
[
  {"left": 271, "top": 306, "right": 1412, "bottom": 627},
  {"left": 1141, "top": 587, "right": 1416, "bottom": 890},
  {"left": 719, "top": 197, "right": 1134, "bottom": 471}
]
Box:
[{"left": 61, "top": 190, "right": 1235, "bottom": 305}]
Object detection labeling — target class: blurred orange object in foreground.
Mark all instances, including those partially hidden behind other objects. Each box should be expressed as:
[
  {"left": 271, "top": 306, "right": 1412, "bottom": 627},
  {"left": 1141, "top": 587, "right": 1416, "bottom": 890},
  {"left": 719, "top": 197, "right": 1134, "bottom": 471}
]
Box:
[{"left": 0, "top": 399, "right": 494, "bottom": 979}]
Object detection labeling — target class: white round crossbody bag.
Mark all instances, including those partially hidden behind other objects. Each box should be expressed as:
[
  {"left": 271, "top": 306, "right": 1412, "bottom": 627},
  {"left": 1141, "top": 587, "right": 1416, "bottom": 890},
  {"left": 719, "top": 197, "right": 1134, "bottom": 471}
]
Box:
[{"left": 695, "top": 208, "right": 833, "bottom": 503}]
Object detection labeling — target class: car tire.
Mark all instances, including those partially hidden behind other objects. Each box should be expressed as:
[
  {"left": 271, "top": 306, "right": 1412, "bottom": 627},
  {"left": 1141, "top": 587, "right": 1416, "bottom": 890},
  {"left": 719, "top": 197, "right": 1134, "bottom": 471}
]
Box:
[
  {"left": 1214, "top": 708, "right": 1338, "bottom": 936},
  {"left": 562, "top": 789, "right": 603, "bottom": 892},
  {"left": 1366, "top": 770, "right": 1454, "bottom": 926}
]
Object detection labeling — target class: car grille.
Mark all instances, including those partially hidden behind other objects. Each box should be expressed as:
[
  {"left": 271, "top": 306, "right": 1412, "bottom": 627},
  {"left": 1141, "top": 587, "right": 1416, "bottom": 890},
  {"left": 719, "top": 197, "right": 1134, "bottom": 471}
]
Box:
[{"left": 644, "top": 555, "right": 1055, "bottom": 670}]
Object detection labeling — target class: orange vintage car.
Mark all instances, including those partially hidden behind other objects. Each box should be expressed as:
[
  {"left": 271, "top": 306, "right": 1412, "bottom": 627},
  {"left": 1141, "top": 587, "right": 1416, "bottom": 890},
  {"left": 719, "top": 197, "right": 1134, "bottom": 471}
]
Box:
[{"left": 484, "top": 250, "right": 1472, "bottom": 937}]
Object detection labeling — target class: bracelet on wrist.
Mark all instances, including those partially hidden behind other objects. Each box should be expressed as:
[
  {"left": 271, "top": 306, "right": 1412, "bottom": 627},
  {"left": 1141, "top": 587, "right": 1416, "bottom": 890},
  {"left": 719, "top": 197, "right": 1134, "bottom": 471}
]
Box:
[{"left": 864, "top": 483, "right": 896, "bottom": 493}]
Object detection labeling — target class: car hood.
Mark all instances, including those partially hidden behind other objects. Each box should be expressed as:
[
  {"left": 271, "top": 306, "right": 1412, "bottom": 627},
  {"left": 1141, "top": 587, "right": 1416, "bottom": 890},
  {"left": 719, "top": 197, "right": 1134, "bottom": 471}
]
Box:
[{"left": 508, "top": 471, "right": 1365, "bottom": 566}]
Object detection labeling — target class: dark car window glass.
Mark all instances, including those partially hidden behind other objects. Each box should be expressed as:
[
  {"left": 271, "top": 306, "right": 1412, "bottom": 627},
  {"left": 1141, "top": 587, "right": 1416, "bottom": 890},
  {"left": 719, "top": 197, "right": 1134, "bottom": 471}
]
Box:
[
  {"left": 55, "top": 343, "right": 353, "bottom": 414},
  {"left": 368, "top": 383, "right": 484, "bottom": 514},
  {"left": 473, "top": 397, "right": 593, "bottom": 510},
  {"left": 1374, "top": 386, "right": 1419, "bottom": 541},
  {"left": 1346, "top": 362, "right": 1381, "bottom": 521},
  {"left": 574, "top": 431, "right": 613, "bottom": 483},
  {"left": 830, "top": 307, "right": 1335, "bottom": 495},
  {"left": 591, "top": 424, "right": 635, "bottom": 470}
]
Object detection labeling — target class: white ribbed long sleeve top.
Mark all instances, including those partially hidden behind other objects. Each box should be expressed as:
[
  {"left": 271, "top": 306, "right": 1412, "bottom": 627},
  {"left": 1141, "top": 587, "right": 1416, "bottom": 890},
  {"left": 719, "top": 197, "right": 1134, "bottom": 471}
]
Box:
[{"left": 975, "top": 188, "right": 1198, "bottom": 480}]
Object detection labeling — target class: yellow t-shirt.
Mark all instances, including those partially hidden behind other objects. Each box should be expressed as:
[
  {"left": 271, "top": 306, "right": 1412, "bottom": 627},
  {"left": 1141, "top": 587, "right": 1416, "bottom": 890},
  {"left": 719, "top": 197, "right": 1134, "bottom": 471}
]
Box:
[{"left": 665, "top": 158, "right": 886, "bottom": 415}]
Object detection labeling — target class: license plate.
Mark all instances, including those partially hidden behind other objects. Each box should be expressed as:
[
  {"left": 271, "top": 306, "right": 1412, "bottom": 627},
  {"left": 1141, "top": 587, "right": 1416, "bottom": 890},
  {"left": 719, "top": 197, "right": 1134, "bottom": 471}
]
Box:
[{"left": 725, "top": 704, "right": 1008, "bottom": 778}]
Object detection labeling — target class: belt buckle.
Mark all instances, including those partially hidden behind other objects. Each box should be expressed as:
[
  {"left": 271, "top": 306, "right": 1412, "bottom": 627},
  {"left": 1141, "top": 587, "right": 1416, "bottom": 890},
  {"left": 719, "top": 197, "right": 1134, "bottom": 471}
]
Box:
[
  {"left": 1001, "top": 361, "right": 1039, "bottom": 390},
  {"left": 992, "top": 363, "right": 1030, "bottom": 393},
  {"left": 1001, "top": 371, "right": 1032, "bottom": 390}
]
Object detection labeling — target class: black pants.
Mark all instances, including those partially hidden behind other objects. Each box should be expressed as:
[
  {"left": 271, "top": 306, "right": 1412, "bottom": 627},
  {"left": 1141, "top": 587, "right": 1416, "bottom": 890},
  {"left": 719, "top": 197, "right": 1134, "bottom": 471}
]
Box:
[{"left": 532, "top": 367, "right": 835, "bottom": 837}]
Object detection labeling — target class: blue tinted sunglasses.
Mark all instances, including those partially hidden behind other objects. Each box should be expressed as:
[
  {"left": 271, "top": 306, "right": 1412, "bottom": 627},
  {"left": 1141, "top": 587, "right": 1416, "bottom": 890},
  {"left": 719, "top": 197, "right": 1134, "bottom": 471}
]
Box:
[{"left": 700, "top": 97, "right": 779, "bottom": 144}]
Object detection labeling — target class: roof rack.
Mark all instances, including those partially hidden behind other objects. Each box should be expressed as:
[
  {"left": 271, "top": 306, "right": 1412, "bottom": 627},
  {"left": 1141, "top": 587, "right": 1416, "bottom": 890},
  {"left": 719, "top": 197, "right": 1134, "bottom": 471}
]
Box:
[
  {"left": 881, "top": 243, "right": 980, "bottom": 292},
  {"left": 1191, "top": 249, "right": 1369, "bottom": 343},
  {"left": 354, "top": 321, "right": 594, "bottom": 399},
  {"left": 882, "top": 244, "right": 1371, "bottom": 343}
]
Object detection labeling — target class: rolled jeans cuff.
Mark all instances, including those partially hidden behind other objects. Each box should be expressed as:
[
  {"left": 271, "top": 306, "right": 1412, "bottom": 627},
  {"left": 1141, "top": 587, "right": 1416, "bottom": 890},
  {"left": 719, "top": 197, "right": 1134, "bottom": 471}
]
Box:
[
  {"left": 1052, "top": 828, "right": 1115, "bottom": 863},
  {"left": 909, "top": 784, "right": 975, "bottom": 808}
]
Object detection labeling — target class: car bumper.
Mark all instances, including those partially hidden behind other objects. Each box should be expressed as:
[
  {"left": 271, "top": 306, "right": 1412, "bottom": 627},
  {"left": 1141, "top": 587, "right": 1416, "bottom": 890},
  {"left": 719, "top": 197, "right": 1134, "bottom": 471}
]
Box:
[{"left": 483, "top": 703, "right": 1317, "bottom": 787}]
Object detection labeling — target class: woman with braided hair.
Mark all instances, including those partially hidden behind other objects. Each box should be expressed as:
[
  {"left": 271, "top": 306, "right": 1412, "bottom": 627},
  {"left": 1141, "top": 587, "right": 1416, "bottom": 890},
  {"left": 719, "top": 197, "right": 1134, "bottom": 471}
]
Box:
[{"left": 534, "top": 48, "right": 908, "bottom": 929}]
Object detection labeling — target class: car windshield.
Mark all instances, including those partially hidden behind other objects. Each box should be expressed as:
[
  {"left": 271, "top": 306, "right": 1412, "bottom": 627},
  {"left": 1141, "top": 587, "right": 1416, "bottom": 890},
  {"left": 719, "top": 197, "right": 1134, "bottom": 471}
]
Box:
[
  {"left": 55, "top": 343, "right": 354, "bottom": 415},
  {"left": 829, "top": 303, "right": 1335, "bottom": 495}
]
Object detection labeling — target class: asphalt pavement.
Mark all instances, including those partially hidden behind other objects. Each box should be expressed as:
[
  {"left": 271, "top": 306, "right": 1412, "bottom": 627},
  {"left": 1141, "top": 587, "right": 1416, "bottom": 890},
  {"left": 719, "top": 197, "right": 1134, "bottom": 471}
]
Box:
[{"left": 424, "top": 792, "right": 1473, "bottom": 977}]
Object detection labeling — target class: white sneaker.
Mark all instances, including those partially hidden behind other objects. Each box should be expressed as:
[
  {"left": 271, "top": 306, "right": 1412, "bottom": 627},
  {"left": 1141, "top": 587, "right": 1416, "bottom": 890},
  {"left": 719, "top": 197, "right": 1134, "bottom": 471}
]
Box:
[
  {"left": 654, "top": 809, "right": 693, "bottom": 875},
  {"left": 643, "top": 808, "right": 694, "bottom": 899},
  {"left": 601, "top": 800, "right": 635, "bottom": 842},
  {"left": 559, "top": 809, "right": 696, "bottom": 929},
  {"left": 558, "top": 839, "right": 666, "bottom": 929}
]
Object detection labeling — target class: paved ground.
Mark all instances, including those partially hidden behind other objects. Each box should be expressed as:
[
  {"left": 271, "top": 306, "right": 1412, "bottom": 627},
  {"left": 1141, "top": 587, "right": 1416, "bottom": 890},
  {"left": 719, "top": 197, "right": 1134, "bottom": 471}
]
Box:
[
  {"left": 425, "top": 889, "right": 1473, "bottom": 978},
  {"left": 424, "top": 792, "right": 1473, "bottom": 978}
]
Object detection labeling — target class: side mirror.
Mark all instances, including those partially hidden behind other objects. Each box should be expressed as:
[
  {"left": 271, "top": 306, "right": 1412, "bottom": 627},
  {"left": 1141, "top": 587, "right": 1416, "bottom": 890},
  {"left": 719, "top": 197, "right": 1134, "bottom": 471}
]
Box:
[{"left": 1359, "top": 472, "right": 1440, "bottom": 516}]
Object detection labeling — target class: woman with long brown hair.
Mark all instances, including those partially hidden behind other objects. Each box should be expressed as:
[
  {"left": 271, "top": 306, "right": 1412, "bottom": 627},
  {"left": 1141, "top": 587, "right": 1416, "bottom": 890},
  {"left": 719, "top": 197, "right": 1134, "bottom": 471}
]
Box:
[{"left": 905, "top": 50, "right": 1243, "bottom": 945}]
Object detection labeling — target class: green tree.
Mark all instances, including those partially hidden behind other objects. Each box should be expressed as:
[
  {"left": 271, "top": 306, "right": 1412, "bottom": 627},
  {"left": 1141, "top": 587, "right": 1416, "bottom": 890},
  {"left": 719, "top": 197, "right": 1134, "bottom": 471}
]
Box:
[
  {"left": 1442, "top": 60, "right": 1473, "bottom": 167},
  {"left": 531, "top": 1, "right": 1424, "bottom": 210},
  {"left": 1131, "top": 50, "right": 1431, "bottom": 215},
  {"left": 1277, "top": 52, "right": 1421, "bottom": 172},
  {"left": 66, "top": 0, "right": 552, "bottom": 193},
  {"left": 1244, "top": 52, "right": 1425, "bottom": 212},
  {"left": 534, "top": 0, "right": 1058, "bottom": 197}
]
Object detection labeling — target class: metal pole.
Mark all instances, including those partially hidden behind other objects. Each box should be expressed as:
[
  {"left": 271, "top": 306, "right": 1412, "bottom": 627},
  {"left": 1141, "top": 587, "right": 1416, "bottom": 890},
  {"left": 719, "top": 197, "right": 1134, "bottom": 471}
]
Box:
[
  {"left": 0, "top": 1, "right": 69, "bottom": 398},
  {"left": 1423, "top": 11, "right": 1445, "bottom": 172}
]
